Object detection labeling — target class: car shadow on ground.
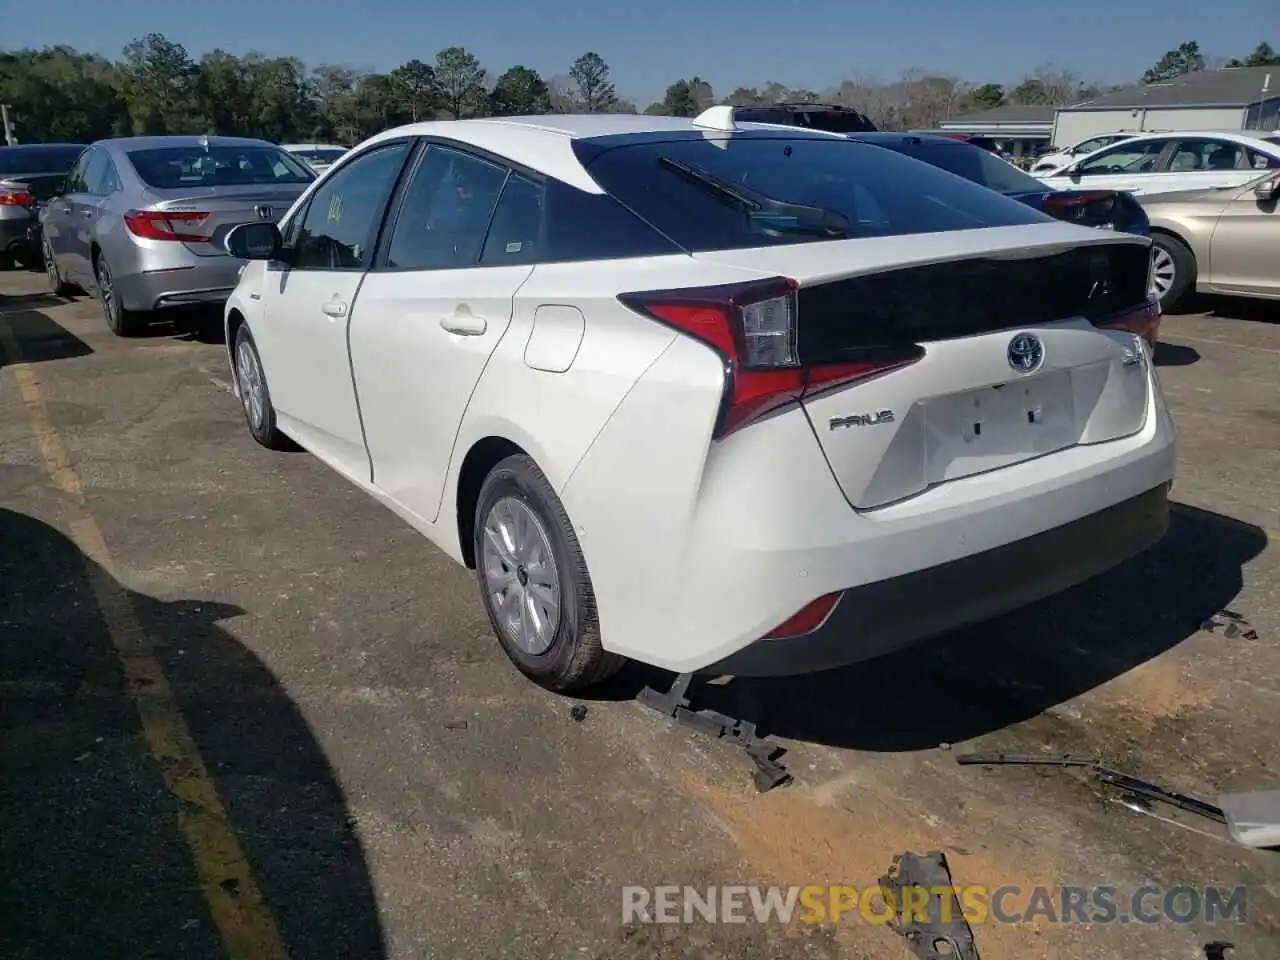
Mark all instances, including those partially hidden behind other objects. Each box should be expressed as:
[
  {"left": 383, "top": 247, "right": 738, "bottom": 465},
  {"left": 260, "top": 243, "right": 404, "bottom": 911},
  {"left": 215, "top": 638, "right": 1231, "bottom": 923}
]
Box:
[
  {"left": 596, "top": 501, "right": 1267, "bottom": 753},
  {"left": 0, "top": 505, "right": 386, "bottom": 959},
  {"left": 1173, "top": 294, "right": 1280, "bottom": 324},
  {"left": 1153, "top": 341, "right": 1201, "bottom": 366},
  {"left": 0, "top": 306, "right": 92, "bottom": 366}
]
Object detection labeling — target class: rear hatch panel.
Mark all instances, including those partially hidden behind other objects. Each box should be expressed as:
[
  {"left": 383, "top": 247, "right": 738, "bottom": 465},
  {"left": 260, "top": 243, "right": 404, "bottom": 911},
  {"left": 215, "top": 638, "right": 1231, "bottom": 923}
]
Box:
[{"left": 694, "top": 227, "right": 1154, "bottom": 509}]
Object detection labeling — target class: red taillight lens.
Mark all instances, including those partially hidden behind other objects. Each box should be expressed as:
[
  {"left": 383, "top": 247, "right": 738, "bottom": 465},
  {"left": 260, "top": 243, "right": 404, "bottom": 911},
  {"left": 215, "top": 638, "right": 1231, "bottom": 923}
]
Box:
[
  {"left": 1095, "top": 295, "right": 1161, "bottom": 348},
  {"left": 123, "top": 209, "right": 212, "bottom": 242},
  {"left": 620, "top": 277, "right": 921, "bottom": 437},
  {"left": 0, "top": 187, "right": 35, "bottom": 206},
  {"left": 764, "top": 592, "right": 843, "bottom": 639}
]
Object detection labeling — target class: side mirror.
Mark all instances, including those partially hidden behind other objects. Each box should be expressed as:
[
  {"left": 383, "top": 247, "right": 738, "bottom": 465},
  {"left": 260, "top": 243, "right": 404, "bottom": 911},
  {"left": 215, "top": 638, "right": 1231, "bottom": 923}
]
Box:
[
  {"left": 1254, "top": 177, "right": 1278, "bottom": 202},
  {"left": 225, "top": 221, "right": 283, "bottom": 261}
]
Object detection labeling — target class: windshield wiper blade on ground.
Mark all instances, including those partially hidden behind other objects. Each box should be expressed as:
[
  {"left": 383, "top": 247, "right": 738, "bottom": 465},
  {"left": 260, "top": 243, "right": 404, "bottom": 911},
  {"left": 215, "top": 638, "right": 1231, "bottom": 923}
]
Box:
[{"left": 657, "top": 154, "right": 850, "bottom": 239}]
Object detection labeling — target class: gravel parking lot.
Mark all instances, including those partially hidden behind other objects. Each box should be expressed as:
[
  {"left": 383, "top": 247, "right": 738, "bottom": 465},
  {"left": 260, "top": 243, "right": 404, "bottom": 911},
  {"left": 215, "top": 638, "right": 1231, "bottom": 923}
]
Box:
[{"left": 2, "top": 267, "right": 1278, "bottom": 960}]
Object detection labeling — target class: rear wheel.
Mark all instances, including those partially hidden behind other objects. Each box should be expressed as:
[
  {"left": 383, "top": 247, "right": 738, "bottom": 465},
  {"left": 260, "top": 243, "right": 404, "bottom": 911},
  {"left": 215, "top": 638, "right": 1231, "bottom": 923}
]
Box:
[
  {"left": 95, "top": 255, "right": 146, "bottom": 336},
  {"left": 1150, "top": 233, "right": 1195, "bottom": 312},
  {"left": 44, "top": 240, "right": 73, "bottom": 297},
  {"left": 474, "top": 454, "right": 624, "bottom": 693},
  {"left": 232, "top": 324, "right": 293, "bottom": 450}
]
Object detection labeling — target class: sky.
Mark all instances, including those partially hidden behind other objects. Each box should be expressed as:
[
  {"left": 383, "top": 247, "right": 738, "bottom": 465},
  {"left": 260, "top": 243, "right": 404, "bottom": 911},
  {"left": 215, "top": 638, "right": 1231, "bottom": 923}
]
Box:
[{"left": 5, "top": 0, "right": 1279, "bottom": 106}]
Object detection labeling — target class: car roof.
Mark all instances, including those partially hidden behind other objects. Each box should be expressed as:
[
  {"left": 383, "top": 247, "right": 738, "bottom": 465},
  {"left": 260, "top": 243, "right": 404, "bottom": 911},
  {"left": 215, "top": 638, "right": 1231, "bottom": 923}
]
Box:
[
  {"left": 358, "top": 113, "right": 853, "bottom": 193},
  {"left": 0, "top": 142, "right": 86, "bottom": 150},
  {"left": 281, "top": 143, "right": 348, "bottom": 151},
  {"left": 92, "top": 135, "right": 279, "bottom": 152},
  {"left": 1097, "top": 130, "right": 1280, "bottom": 148}
]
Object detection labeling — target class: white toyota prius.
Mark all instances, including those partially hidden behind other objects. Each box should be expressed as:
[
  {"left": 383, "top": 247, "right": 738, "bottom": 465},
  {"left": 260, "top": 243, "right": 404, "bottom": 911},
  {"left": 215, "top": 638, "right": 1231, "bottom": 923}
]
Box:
[{"left": 223, "top": 107, "right": 1175, "bottom": 694}]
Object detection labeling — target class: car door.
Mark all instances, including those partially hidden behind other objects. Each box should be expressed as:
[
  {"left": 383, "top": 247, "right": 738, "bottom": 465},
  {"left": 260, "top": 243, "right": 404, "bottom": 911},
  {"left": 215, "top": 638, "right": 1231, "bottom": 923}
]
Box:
[
  {"left": 255, "top": 139, "right": 414, "bottom": 478},
  {"left": 64, "top": 149, "right": 112, "bottom": 283},
  {"left": 1154, "top": 138, "right": 1259, "bottom": 197},
  {"left": 1046, "top": 138, "right": 1170, "bottom": 195},
  {"left": 349, "top": 144, "right": 537, "bottom": 524},
  {"left": 42, "top": 148, "right": 90, "bottom": 283},
  {"left": 1205, "top": 173, "right": 1280, "bottom": 296}
]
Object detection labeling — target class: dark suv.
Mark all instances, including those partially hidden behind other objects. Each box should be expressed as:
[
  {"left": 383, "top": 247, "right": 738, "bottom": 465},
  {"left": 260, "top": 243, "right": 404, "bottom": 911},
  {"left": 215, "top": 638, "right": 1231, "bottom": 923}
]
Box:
[{"left": 731, "top": 102, "right": 878, "bottom": 133}]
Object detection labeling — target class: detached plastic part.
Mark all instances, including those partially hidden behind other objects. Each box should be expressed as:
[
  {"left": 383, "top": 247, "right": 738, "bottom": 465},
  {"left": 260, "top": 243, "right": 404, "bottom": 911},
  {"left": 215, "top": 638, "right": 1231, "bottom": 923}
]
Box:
[{"left": 1218, "top": 790, "right": 1280, "bottom": 849}]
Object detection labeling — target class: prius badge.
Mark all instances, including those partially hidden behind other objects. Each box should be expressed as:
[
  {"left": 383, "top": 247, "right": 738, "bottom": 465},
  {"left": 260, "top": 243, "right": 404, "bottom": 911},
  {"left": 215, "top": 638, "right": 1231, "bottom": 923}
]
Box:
[
  {"left": 1007, "top": 332, "right": 1045, "bottom": 374},
  {"left": 829, "top": 410, "right": 895, "bottom": 430}
]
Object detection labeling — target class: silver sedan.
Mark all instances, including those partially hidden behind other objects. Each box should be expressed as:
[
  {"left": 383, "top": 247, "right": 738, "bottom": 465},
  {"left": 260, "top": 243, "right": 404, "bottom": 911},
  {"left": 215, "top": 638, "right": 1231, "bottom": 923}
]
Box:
[{"left": 40, "top": 135, "right": 314, "bottom": 336}]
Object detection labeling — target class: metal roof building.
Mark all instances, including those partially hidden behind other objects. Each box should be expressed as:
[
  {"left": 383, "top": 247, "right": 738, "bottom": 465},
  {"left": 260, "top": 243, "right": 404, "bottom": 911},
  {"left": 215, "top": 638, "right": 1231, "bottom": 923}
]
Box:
[
  {"left": 936, "top": 104, "right": 1056, "bottom": 158},
  {"left": 1051, "top": 66, "right": 1278, "bottom": 146}
]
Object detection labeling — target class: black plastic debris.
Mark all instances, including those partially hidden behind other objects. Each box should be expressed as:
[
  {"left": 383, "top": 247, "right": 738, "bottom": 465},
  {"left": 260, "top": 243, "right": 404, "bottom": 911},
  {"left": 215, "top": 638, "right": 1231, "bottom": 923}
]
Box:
[
  {"left": 569, "top": 704, "right": 588, "bottom": 722},
  {"left": 1200, "top": 609, "right": 1259, "bottom": 641},
  {"left": 880, "top": 851, "right": 981, "bottom": 960},
  {"left": 1204, "top": 942, "right": 1235, "bottom": 960}
]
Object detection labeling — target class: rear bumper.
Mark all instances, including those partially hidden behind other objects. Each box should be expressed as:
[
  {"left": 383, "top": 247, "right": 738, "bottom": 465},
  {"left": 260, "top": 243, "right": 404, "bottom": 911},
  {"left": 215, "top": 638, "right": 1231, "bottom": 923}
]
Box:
[
  {"left": 562, "top": 336, "right": 1177, "bottom": 676},
  {"left": 710, "top": 482, "right": 1169, "bottom": 676},
  {"left": 0, "top": 213, "right": 37, "bottom": 254},
  {"left": 111, "top": 259, "right": 243, "bottom": 312}
]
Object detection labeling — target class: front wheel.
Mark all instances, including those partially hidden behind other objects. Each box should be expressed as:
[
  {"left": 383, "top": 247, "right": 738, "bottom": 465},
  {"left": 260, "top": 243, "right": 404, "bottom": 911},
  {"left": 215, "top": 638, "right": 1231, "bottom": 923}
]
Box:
[
  {"left": 232, "top": 324, "right": 294, "bottom": 450},
  {"left": 1150, "top": 233, "right": 1195, "bottom": 312},
  {"left": 474, "top": 454, "right": 625, "bottom": 693}
]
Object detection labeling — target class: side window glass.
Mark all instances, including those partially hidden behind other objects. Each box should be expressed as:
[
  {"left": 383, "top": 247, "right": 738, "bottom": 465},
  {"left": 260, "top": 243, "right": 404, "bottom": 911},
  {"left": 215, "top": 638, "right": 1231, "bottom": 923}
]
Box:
[
  {"left": 385, "top": 146, "right": 507, "bottom": 271},
  {"left": 480, "top": 174, "right": 544, "bottom": 266},
  {"left": 83, "top": 152, "right": 112, "bottom": 196},
  {"left": 65, "top": 152, "right": 90, "bottom": 193},
  {"left": 292, "top": 142, "right": 411, "bottom": 271},
  {"left": 1077, "top": 140, "right": 1166, "bottom": 176},
  {"left": 1166, "top": 139, "right": 1246, "bottom": 173},
  {"left": 1247, "top": 149, "right": 1280, "bottom": 170}
]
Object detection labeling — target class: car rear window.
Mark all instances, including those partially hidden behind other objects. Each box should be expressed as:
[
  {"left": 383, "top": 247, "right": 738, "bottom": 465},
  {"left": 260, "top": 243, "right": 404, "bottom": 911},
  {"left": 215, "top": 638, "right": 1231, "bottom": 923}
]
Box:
[
  {"left": 0, "top": 146, "right": 84, "bottom": 175},
  {"left": 878, "top": 140, "right": 1048, "bottom": 195},
  {"left": 126, "top": 145, "right": 314, "bottom": 188},
  {"left": 577, "top": 135, "right": 1051, "bottom": 252}
]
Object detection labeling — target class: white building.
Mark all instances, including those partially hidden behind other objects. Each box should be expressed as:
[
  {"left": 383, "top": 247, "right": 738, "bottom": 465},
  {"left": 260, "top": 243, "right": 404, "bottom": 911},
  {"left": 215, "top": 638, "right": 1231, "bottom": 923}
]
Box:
[{"left": 1051, "top": 66, "right": 1279, "bottom": 147}]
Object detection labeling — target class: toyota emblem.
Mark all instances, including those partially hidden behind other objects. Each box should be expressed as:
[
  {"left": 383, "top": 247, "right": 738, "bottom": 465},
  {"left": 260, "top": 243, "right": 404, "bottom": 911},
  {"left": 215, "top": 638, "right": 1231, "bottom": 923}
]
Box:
[{"left": 1007, "top": 333, "right": 1045, "bottom": 374}]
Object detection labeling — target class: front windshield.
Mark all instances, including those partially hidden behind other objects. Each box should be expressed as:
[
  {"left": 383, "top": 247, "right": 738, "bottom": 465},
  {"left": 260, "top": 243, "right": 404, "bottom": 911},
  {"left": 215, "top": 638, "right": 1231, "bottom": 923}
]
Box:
[
  {"left": 127, "top": 145, "right": 315, "bottom": 188},
  {"left": 888, "top": 140, "right": 1048, "bottom": 195}
]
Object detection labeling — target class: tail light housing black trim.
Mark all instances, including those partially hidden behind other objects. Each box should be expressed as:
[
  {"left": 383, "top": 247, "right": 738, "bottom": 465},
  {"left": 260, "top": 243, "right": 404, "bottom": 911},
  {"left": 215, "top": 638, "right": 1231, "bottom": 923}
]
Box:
[
  {"left": 123, "top": 209, "right": 213, "bottom": 242},
  {"left": 619, "top": 277, "right": 923, "bottom": 438}
]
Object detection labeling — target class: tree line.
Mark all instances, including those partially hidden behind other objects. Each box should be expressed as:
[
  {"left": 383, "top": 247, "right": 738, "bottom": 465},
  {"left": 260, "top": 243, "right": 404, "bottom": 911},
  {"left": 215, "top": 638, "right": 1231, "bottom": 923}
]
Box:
[{"left": 2, "top": 34, "right": 1277, "bottom": 147}]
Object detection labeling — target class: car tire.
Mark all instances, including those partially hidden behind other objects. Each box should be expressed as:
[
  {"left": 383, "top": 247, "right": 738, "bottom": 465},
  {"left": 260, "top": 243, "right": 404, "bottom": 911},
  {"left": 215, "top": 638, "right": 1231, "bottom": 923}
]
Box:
[
  {"left": 1150, "top": 233, "right": 1195, "bottom": 312},
  {"left": 43, "top": 240, "right": 74, "bottom": 297},
  {"left": 232, "top": 324, "right": 294, "bottom": 451},
  {"left": 95, "top": 255, "right": 146, "bottom": 336},
  {"left": 473, "top": 454, "right": 625, "bottom": 693}
]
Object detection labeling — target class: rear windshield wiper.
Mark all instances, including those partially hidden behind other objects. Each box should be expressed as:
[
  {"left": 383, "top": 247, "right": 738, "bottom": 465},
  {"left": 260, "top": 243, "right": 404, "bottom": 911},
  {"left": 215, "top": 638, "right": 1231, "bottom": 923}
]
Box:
[{"left": 658, "top": 155, "right": 850, "bottom": 239}]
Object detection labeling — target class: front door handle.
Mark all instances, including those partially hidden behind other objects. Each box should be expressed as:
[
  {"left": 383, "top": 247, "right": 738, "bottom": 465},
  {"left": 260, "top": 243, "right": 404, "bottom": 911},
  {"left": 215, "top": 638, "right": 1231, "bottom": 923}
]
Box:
[
  {"left": 321, "top": 299, "right": 348, "bottom": 318},
  {"left": 440, "top": 307, "right": 487, "bottom": 336}
]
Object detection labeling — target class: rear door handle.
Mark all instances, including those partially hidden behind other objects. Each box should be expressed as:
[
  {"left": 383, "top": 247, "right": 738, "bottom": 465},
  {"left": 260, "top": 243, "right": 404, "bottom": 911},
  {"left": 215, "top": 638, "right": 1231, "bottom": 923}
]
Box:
[
  {"left": 440, "top": 308, "right": 487, "bottom": 336},
  {"left": 321, "top": 300, "right": 348, "bottom": 318},
  {"left": 81, "top": 210, "right": 94, "bottom": 218}
]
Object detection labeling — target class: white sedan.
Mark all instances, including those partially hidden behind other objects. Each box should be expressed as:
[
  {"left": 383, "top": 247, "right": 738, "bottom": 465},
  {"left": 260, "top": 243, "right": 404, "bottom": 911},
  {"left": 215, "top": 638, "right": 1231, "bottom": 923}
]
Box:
[
  {"left": 1036, "top": 130, "right": 1280, "bottom": 199},
  {"left": 223, "top": 108, "right": 1175, "bottom": 693}
]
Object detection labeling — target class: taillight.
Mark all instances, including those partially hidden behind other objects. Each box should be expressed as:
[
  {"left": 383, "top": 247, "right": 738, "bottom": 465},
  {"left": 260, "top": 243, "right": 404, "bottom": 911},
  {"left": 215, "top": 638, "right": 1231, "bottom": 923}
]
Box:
[
  {"left": 619, "top": 277, "right": 922, "bottom": 438},
  {"left": 764, "top": 592, "right": 843, "bottom": 639},
  {"left": 123, "top": 209, "right": 212, "bottom": 242},
  {"left": 1095, "top": 295, "right": 1161, "bottom": 348},
  {"left": 0, "top": 186, "right": 35, "bottom": 206}
]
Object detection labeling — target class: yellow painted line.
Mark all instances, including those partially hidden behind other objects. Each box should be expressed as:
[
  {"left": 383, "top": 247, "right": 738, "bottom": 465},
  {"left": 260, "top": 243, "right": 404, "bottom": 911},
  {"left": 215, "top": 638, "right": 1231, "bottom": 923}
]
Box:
[{"left": 0, "top": 320, "right": 286, "bottom": 960}]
